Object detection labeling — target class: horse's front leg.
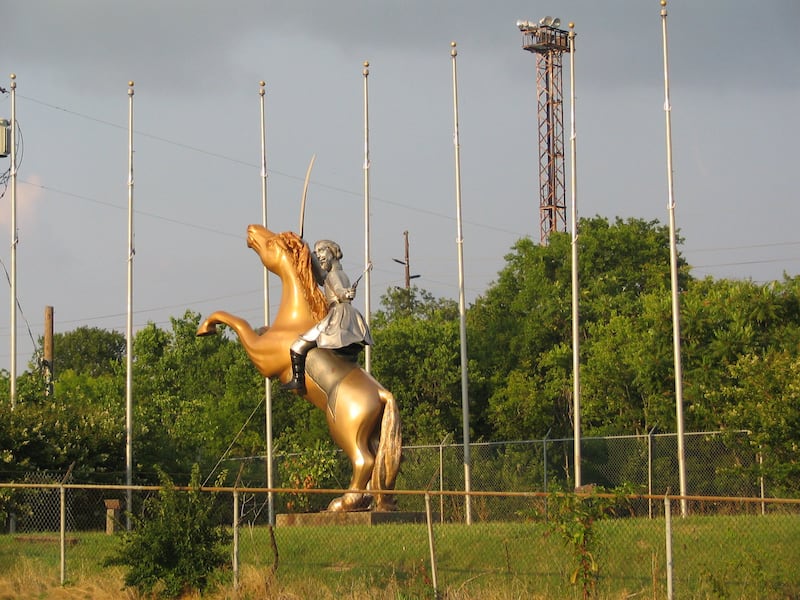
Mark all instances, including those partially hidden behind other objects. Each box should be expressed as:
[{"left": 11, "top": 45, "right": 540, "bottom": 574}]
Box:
[
  {"left": 196, "top": 316, "right": 219, "bottom": 336},
  {"left": 197, "top": 310, "right": 259, "bottom": 338}
]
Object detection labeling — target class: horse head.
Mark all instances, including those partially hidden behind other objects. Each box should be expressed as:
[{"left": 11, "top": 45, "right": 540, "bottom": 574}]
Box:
[
  {"left": 246, "top": 224, "right": 280, "bottom": 271},
  {"left": 246, "top": 224, "right": 327, "bottom": 322}
]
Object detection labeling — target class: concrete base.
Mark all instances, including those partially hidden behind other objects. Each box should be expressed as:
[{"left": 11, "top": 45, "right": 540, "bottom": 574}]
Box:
[{"left": 276, "top": 511, "right": 428, "bottom": 527}]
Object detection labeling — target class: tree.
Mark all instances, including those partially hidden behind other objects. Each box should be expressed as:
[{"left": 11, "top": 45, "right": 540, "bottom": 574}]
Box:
[
  {"left": 371, "top": 287, "right": 466, "bottom": 444},
  {"left": 0, "top": 371, "right": 124, "bottom": 482},
  {"left": 469, "top": 216, "right": 691, "bottom": 440},
  {"left": 47, "top": 326, "right": 126, "bottom": 378},
  {"left": 704, "top": 350, "right": 800, "bottom": 496},
  {"left": 131, "top": 311, "right": 265, "bottom": 482}
]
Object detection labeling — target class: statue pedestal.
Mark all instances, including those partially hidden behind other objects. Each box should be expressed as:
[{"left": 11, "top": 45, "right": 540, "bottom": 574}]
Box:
[{"left": 276, "top": 511, "right": 428, "bottom": 527}]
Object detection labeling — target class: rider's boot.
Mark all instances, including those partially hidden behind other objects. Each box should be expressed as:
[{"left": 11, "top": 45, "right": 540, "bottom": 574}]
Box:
[{"left": 281, "top": 349, "right": 307, "bottom": 394}]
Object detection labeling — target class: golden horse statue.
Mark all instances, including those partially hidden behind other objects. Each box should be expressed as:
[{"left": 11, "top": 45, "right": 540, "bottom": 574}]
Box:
[{"left": 197, "top": 224, "right": 401, "bottom": 512}]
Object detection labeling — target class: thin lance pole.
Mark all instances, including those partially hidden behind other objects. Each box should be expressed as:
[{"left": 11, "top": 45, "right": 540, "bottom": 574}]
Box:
[
  {"left": 451, "top": 41, "right": 472, "bottom": 525},
  {"left": 258, "top": 80, "right": 275, "bottom": 525},
  {"left": 125, "top": 80, "right": 135, "bottom": 530},
  {"left": 362, "top": 60, "right": 372, "bottom": 373},
  {"left": 299, "top": 154, "right": 316, "bottom": 239}
]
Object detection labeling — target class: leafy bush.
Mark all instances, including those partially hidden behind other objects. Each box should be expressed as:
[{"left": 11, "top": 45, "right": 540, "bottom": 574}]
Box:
[
  {"left": 105, "top": 464, "right": 231, "bottom": 598},
  {"left": 543, "top": 484, "right": 634, "bottom": 599},
  {"left": 277, "top": 436, "right": 341, "bottom": 513}
]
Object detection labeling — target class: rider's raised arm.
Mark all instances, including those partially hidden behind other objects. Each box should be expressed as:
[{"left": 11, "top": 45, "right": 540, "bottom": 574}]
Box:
[{"left": 326, "top": 269, "right": 354, "bottom": 303}]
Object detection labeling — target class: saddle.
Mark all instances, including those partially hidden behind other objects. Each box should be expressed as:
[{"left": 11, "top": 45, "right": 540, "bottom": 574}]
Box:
[{"left": 305, "top": 346, "right": 364, "bottom": 418}]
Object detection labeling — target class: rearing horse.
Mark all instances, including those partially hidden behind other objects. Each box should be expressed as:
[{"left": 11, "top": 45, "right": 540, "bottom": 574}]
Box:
[{"left": 197, "top": 224, "right": 401, "bottom": 512}]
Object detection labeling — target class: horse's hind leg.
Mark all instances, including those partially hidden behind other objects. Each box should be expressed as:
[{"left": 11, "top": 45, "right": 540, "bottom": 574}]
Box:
[
  {"left": 327, "top": 412, "right": 379, "bottom": 512},
  {"left": 327, "top": 439, "right": 374, "bottom": 512}
]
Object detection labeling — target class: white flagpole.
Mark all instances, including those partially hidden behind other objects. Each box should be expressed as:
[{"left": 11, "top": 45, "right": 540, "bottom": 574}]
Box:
[
  {"left": 450, "top": 42, "right": 472, "bottom": 525},
  {"left": 125, "top": 80, "right": 135, "bottom": 530},
  {"left": 9, "top": 73, "right": 17, "bottom": 409},
  {"left": 258, "top": 81, "right": 275, "bottom": 525},
  {"left": 568, "top": 23, "right": 582, "bottom": 489},
  {"left": 660, "top": 0, "right": 688, "bottom": 516},
  {"left": 362, "top": 61, "right": 372, "bottom": 373}
]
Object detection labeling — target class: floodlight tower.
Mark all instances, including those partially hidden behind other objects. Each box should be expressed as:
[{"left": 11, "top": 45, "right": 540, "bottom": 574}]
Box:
[{"left": 517, "top": 17, "right": 570, "bottom": 245}]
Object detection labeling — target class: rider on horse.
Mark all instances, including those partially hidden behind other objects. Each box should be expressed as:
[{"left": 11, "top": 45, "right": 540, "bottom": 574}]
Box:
[{"left": 281, "top": 239, "right": 372, "bottom": 395}]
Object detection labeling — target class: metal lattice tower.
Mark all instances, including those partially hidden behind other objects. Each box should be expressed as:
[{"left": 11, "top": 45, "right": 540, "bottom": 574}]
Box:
[{"left": 518, "top": 18, "right": 570, "bottom": 245}]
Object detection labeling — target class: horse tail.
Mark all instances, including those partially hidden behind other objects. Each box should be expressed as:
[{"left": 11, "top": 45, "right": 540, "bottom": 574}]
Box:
[{"left": 371, "top": 388, "right": 402, "bottom": 511}]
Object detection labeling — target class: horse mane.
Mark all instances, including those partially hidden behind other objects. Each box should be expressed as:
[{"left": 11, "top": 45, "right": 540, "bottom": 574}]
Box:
[{"left": 275, "top": 232, "right": 327, "bottom": 321}]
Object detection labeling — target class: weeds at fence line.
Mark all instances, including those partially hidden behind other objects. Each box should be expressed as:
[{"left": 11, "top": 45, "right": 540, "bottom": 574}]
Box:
[{"left": 540, "top": 485, "right": 630, "bottom": 598}]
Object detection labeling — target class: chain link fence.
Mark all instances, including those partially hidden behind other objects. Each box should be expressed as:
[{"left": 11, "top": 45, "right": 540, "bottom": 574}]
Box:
[
  {"left": 1, "top": 431, "right": 761, "bottom": 532},
  {"left": 397, "top": 430, "right": 761, "bottom": 519},
  {"left": 2, "top": 431, "right": 795, "bottom": 598},
  {"left": 0, "top": 483, "right": 798, "bottom": 599}
]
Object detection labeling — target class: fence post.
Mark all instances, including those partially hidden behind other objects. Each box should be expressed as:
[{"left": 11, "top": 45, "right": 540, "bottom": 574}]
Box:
[
  {"left": 104, "top": 499, "right": 121, "bottom": 534},
  {"left": 648, "top": 427, "right": 656, "bottom": 519},
  {"left": 664, "top": 494, "right": 673, "bottom": 600},
  {"left": 758, "top": 450, "right": 765, "bottom": 516},
  {"left": 60, "top": 483, "right": 66, "bottom": 585},
  {"left": 542, "top": 429, "right": 550, "bottom": 494},
  {"left": 59, "top": 463, "right": 74, "bottom": 586},
  {"left": 424, "top": 493, "right": 439, "bottom": 599},
  {"left": 543, "top": 429, "right": 551, "bottom": 519},
  {"left": 232, "top": 466, "right": 244, "bottom": 592},
  {"left": 434, "top": 433, "right": 452, "bottom": 523}
]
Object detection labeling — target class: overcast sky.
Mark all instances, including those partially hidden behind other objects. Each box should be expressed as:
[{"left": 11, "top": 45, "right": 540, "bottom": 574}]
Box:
[{"left": 2, "top": 1, "right": 799, "bottom": 372}]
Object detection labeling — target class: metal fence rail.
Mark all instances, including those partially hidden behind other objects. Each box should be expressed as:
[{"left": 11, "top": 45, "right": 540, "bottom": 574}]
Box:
[{"left": 1, "top": 482, "right": 799, "bottom": 599}]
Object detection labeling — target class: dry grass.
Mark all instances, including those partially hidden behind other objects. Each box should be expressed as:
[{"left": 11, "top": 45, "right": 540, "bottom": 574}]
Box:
[
  {"left": 0, "top": 564, "right": 548, "bottom": 600},
  {"left": 0, "top": 556, "right": 133, "bottom": 600}
]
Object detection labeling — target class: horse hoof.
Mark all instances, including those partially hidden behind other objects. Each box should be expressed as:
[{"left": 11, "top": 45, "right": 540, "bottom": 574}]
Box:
[
  {"left": 196, "top": 323, "right": 217, "bottom": 337},
  {"left": 327, "top": 493, "right": 372, "bottom": 512},
  {"left": 373, "top": 496, "right": 398, "bottom": 512}
]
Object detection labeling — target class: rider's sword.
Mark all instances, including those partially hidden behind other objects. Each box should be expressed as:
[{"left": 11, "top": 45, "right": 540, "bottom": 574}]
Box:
[
  {"left": 351, "top": 262, "right": 373, "bottom": 290},
  {"left": 299, "top": 154, "right": 316, "bottom": 239}
]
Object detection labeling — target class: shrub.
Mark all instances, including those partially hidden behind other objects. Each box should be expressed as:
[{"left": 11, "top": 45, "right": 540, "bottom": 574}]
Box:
[{"left": 105, "top": 464, "right": 231, "bottom": 598}]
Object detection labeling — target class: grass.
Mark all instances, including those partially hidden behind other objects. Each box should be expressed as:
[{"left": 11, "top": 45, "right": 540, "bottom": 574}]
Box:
[{"left": 1, "top": 514, "right": 798, "bottom": 599}]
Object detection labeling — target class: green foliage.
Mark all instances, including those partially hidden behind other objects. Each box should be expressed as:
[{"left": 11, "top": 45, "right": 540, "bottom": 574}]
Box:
[
  {"left": 46, "top": 326, "right": 126, "bottom": 377},
  {"left": 105, "top": 464, "right": 231, "bottom": 598},
  {"left": 131, "top": 311, "right": 265, "bottom": 482},
  {"left": 470, "top": 216, "right": 686, "bottom": 440},
  {"left": 2, "top": 216, "right": 800, "bottom": 497},
  {"left": 703, "top": 349, "right": 800, "bottom": 496},
  {"left": 543, "top": 484, "right": 633, "bottom": 599},
  {"left": 0, "top": 376, "right": 124, "bottom": 481},
  {"left": 276, "top": 436, "right": 341, "bottom": 512},
  {"left": 371, "top": 286, "right": 467, "bottom": 443}
]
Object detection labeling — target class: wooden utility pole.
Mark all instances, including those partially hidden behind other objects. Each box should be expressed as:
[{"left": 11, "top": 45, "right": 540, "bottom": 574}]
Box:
[
  {"left": 392, "top": 230, "right": 420, "bottom": 289},
  {"left": 43, "top": 305, "right": 54, "bottom": 395}
]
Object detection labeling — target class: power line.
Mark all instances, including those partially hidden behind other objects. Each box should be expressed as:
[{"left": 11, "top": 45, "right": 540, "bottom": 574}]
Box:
[
  {"left": 18, "top": 93, "right": 527, "bottom": 239},
  {"left": 689, "top": 240, "right": 800, "bottom": 253}
]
